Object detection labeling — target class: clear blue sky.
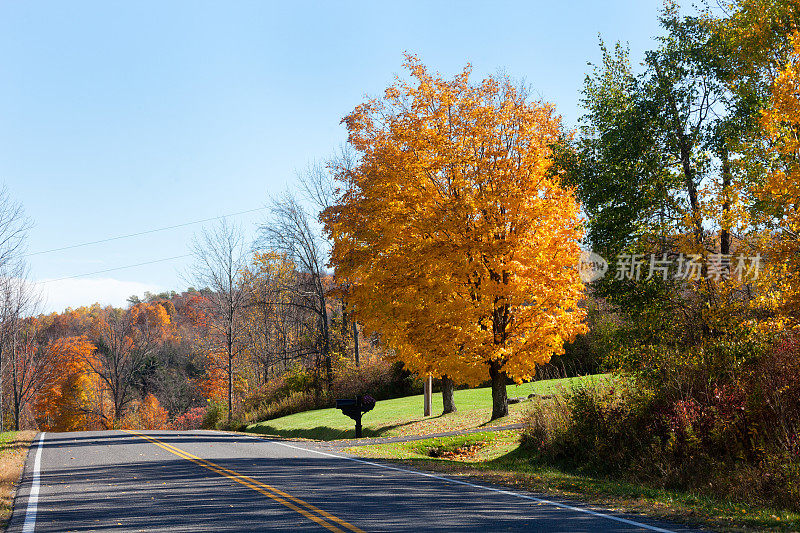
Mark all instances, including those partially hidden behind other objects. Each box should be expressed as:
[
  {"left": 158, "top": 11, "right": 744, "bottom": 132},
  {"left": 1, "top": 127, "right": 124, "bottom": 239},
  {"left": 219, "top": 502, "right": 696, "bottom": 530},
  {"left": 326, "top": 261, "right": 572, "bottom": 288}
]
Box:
[{"left": 0, "top": 1, "right": 665, "bottom": 313}]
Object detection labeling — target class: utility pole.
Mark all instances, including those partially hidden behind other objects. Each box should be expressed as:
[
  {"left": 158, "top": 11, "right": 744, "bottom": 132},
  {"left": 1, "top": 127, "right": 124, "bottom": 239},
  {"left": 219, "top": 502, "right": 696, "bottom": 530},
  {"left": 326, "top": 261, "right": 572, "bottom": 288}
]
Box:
[{"left": 423, "top": 374, "right": 432, "bottom": 417}]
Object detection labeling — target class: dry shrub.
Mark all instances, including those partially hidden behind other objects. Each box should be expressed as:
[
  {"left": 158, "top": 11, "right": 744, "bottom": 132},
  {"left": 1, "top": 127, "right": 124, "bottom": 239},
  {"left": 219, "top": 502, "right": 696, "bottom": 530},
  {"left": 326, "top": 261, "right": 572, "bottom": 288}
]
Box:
[
  {"left": 520, "top": 343, "right": 800, "bottom": 512},
  {"left": 519, "top": 397, "right": 571, "bottom": 452},
  {"left": 521, "top": 380, "right": 656, "bottom": 474},
  {"left": 244, "top": 391, "right": 320, "bottom": 424},
  {"left": 332, "top": 358, "right": 417, "bottom": 400},
  {"left": 747, "top": 335, "right": 800, "bottom": 457}
]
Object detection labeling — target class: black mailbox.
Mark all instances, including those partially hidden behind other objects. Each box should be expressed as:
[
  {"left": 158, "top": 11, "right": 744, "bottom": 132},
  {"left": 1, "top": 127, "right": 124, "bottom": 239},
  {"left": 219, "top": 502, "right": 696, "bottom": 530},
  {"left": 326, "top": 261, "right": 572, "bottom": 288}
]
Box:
[{"left": 335, "top": 395, "right": 375, "bottom": 438}]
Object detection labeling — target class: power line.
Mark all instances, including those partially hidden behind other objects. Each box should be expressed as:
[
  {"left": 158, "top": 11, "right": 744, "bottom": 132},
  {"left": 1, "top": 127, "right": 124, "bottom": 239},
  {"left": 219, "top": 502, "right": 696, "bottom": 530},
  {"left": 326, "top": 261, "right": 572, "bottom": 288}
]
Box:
[
  {"left": 26, "top": 207, "right": 265, "bottom": 257},
  {"left": 37, "top": 254, "right": 192, "bottom": 284}
]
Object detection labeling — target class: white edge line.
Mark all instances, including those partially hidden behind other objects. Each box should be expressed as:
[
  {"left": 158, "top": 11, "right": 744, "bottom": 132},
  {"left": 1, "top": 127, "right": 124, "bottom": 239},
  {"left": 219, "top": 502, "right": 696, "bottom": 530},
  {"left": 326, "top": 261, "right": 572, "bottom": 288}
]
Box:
[
  {"left": 228, "top": 431, "right": 677, "bottom": 533},
  {"left": 22, "top": 432, "right": 45, "bottom": 533}
]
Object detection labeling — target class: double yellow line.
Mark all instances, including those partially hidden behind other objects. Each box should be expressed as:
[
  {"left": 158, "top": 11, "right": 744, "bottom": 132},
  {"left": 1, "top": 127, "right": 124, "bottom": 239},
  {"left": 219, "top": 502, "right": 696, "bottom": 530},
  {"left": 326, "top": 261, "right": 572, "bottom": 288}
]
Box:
[{"left": 124, "top": 430, "right": 366, "bottom": 533}]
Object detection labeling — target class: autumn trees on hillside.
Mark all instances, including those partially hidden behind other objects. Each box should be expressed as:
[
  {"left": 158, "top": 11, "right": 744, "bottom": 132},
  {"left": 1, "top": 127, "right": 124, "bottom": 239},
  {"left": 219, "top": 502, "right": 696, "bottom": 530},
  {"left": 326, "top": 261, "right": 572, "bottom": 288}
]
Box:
[
  {"left": 28, "top": 299, "right": 200, "bottom": 431},
  {"left": 323, "top": 57, "right": 587, "bottom": 420},
  {"left": 87, "top": 302, "right": 173, "bottom": 424}
]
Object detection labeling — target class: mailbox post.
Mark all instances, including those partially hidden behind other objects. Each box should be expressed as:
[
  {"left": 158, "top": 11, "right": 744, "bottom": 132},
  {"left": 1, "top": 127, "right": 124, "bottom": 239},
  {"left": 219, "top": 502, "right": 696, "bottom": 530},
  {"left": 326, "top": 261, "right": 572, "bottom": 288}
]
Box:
[{"left": 335, "top": 395, "right": 375, "bottom": 438}]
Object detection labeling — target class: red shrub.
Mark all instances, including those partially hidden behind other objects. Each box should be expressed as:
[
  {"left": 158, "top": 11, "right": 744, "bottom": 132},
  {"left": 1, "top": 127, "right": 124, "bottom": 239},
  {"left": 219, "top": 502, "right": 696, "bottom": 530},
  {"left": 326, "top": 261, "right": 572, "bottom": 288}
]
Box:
[{"left": 169, "top": 406, "right": 207, "bottom": 430}]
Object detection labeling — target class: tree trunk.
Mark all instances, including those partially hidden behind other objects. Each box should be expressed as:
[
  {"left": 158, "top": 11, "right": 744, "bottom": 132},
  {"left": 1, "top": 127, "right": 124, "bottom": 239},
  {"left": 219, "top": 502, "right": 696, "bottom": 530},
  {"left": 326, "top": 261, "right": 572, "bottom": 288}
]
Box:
[
  {"left": 324, "top": 355, "right": 332, "bottom": 391},
  {"left": 441, "top": 375, "right": 456, "bottom": 414},
  {"left": 653, "top": 59, "right": 704, "bottom": 247},
  {"left": 227, "top": 326, "right": 233, "bottom": 424},
  {"left": 12, "top": 331, "right": 19, "bottom": 431},
  {"left": 312, "top": 353, "right": 322, "bottom": 402},
  {"left": 13, "top": 389, "right": 19, "bottom": 432},
  {"left": 114, "top": 397, "right": 125, "bottom": 424},
  {"left": 352, "top": 320, "right": 360, "bottom": 367},
  {"left": 721, "top": 145, "right": 731, "bottom": 255},
  {"left": 341, "top": 299, "right": 348, "bottom": 337},
  {"left": 227, "top": 354, "right": 233, "bottom": 424},
  {"left": 489, "top": 360, "right": 508, "bottom": 420},
  {"left": 319, "top": 289, "right": 332, "bottom": 390},
  {"left": 0, "top": 341, "right": 4, "bottom": 432}
]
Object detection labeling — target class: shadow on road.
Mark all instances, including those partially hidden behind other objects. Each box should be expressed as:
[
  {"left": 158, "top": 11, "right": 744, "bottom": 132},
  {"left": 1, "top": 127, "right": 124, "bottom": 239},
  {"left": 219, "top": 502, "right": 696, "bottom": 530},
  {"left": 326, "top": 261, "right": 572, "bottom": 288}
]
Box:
[{"left": 38, "top": 431, "right": 256, "bottom": 450}]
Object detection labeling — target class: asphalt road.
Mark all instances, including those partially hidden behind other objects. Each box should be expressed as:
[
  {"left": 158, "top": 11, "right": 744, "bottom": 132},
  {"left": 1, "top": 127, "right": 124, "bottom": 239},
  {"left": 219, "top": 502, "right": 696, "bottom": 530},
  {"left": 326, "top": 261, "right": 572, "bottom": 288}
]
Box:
[{"left": 7, "top": 431, "right": 703, "bottom": 532}]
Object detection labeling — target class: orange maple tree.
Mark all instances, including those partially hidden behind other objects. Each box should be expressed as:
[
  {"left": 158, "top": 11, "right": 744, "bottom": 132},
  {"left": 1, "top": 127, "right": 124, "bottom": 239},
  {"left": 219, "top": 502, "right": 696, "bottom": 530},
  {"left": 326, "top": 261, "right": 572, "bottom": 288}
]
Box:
[
  {"left": 196, "top": 348, "right": 228, "bottom": 401},
  {"left": 323, "top": 56, "right": 586, "bottom": 419},
  {"left": 34, "top": 336, "right": 99, "bottom": 431}
]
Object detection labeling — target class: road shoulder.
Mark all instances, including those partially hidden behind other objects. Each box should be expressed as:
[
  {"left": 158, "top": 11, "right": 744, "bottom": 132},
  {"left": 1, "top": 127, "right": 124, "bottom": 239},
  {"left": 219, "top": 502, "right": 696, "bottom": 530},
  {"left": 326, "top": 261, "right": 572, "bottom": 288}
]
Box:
[{"left": 0, "top": 431, "right": 36, "bottom": 530}]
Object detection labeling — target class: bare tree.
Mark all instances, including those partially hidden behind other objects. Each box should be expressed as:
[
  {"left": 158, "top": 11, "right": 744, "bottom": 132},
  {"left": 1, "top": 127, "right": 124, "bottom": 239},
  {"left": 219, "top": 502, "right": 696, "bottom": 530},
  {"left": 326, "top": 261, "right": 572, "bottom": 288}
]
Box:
[
  {"left": 298, "top": 157, "right": 342, "bottom": 214},
  {"left": 189, "top": 219, "right": 248, "bottom": 423},
  {"left": 298, "top": 153, "right": 364, "bottom": 369},
  {"left": 0, "top": 269, "right": 16, "bottom": 430},
  {"left": 0, "top": 186, "right": 30, "bottom": 430},
  {"left": 0, "top": 269, "right": 46, "bottom": 430},
  {"left": 0, "top": 185, "right": 30, "bottom": 272},
  {"left": 258, "top": 192, "right": 333, "bottom": 390}
]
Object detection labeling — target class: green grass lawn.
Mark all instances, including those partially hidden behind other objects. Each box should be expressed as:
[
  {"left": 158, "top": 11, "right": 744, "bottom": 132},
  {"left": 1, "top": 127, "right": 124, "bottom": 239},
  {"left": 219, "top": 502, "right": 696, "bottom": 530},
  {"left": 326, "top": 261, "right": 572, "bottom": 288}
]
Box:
[
  {"left": 345, "top": 432, "right": 800, "bottom": 532},
  {"left": 245, "top": 374, "right": 606, "bottom": 440}
]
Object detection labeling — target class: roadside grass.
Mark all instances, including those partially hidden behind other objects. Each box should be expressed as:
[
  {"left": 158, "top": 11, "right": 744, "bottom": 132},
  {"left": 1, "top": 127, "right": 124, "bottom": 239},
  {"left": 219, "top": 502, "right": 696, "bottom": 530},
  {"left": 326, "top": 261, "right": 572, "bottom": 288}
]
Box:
[
  {"left": 245, "top": 374, "right": 606, "bottom": 440},
  {"left": 0, "top": 431, "right": 35, "bottom": 530},
  {"left": 345, "top": 432, "right": 800, "bottom": 533}
]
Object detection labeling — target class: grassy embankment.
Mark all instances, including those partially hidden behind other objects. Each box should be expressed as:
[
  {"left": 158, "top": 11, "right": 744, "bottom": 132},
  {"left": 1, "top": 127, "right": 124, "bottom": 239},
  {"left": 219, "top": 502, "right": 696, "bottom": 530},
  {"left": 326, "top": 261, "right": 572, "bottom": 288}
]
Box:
[
  {"left": 245, "top": 375, "right": 603, "bottom": 440},
  {"left": 0, "top": 431, "right": 35, "bottom": 529},
  {"left": 344, "top": 425, "right": 800, "bottom": 532}
]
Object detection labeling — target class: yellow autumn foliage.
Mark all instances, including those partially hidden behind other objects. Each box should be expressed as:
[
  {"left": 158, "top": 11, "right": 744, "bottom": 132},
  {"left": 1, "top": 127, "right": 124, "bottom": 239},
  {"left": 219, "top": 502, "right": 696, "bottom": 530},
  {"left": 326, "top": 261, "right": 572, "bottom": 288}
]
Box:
[
  {"left": 759, "top": 31, "right": 800, "bottom": 323},
  {"left": 323, "top": 55, "right": 586, "bottom": 386}
]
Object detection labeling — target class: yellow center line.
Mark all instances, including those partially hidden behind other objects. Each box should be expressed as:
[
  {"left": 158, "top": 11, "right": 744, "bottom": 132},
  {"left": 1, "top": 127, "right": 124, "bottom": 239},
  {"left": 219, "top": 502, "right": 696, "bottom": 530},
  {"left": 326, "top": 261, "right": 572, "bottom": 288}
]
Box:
[{"left": 123, "top": 430, "right": 367, "bottom": 533}]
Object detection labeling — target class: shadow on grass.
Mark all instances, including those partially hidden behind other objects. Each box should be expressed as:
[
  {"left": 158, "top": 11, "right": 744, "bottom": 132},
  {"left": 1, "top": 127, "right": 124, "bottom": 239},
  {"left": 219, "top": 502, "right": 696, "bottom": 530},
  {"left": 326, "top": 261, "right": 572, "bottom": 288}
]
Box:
[
  {"left": 0, "top": 441, "right": 32, "bottom": 454},
  {"left": 246, "top": 422, "right": 413, "bottom": 441},
  {"left": 0, "top": 433, "right": 35, "bottom": 456},
  {"left": 477, "top": 417, "right": 509, "bottom": 429}
]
